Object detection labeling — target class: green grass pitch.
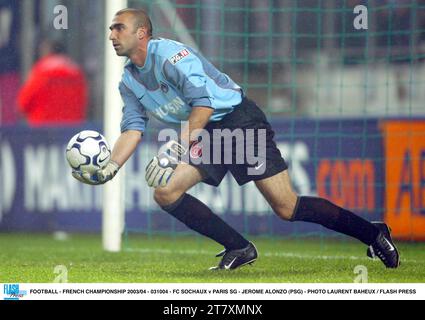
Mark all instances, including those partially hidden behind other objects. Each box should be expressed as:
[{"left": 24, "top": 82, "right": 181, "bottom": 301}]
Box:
[{"left": 1, "top": 233, "right": 424, "bottom": 283}]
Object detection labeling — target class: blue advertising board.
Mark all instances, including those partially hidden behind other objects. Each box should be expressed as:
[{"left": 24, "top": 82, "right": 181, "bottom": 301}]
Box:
[{"left": 0, "top": 119, "right": 384, "bottom": 236}]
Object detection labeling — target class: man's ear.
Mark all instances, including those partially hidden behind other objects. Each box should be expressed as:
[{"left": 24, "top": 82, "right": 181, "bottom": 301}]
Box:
[{"left": 138, "top": 27, "right": 146, "bottom": 40}]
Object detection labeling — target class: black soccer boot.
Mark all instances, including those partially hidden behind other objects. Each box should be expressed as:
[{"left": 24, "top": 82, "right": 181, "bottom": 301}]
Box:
[
  {"left": 209, "top": 242, "right": 258, "bottom": 270},
  {"left": 367, "top": 222, "right": 400, "bottom": 268}
]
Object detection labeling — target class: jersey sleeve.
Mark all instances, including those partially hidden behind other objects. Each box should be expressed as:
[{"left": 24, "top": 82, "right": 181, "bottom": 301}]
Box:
[
  {"left": 162, "top": 49, "right": 213, "bottom": 108},
  {"left": 119, "top": 81, "right": 149, "bottom": 133}
]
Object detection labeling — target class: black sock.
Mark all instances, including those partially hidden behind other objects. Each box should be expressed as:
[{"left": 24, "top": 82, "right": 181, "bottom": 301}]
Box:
[
  {"left": 161, "top": 193, "right": 249, "bottom": 250},
  {"left": 291, "top": 196, "right": 379, "bottom": 245}
]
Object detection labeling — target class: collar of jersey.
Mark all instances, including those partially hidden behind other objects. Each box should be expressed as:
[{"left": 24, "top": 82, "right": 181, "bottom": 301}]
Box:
[{"left": 134, "top": 40, "right": 153, "bottom": 72}]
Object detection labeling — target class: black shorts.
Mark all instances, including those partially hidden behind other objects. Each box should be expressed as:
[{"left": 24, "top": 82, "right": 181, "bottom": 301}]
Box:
[{"left": 189, "top": 97, "right": 288, "bottom": 186}]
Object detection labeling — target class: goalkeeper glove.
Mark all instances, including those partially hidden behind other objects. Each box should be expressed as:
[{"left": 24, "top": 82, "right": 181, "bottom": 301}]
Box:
[
  {"left": 145, "top": 140, "right": 186, "bottom": 188},
  {"left": 72, "top": 160, "right": 120, "bottom": 185}
]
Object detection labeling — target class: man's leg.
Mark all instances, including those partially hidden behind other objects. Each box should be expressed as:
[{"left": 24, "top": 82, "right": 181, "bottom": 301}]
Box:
[
  {"left": 154, "top": 163, "right": 249, "bottom": 250},
  {"left": 254, "top": 170, "right": 400, "bottom": 268},
  {"left": 254, "top": 170, "right": 379, "bottom": 245}
]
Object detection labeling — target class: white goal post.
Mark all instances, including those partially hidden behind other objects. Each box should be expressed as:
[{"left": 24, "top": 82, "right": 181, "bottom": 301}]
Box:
[
  {"left": 103, "top": 0, "right": 127, "bottom": 252},
  {"left": 102, "top": 0, "right": 199, "bottom": 251}
]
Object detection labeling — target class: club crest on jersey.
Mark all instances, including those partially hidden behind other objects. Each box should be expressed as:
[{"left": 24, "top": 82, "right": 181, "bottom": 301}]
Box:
[
  {"left": 160, "top": 82, "right": 169, "bottom": 93},
  {"left": 169, "top": 49, "right": 190, "bottom": 65}
]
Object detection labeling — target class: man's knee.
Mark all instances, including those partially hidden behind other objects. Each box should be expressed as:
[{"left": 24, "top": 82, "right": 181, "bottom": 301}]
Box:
[
  {"left": 274, "top": 205, "right": 296, "bottom": 221},
  {"left": 273, "top": 194, "right": 298, "bottom": 221},
  {"left": 153, "top": 186, "right": 183, "bottom": 207}
]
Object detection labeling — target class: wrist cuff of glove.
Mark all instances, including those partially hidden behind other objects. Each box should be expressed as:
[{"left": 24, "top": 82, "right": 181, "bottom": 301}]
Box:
[{"left": 108, "top": 160, "right": 121, "bottom": 175}]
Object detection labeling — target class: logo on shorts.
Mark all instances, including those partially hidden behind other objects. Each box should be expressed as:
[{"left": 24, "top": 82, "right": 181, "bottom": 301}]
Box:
[
  {"left": 190, "top": 141, "right": 203, "bottom": 159},
  {"left": 255, "top": 162, "right": 264, "bottom": 171},
  {"left": 169, "top": 49, "right": 190, "bottom": 65}
]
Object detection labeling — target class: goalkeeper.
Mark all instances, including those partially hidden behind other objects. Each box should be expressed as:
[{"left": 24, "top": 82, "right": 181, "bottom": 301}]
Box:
[{"left": 73, "top": 8, "right": 400, "bottom": 270}]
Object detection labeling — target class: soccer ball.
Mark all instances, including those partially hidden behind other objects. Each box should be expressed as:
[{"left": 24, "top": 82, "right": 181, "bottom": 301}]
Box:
[{"left": 66, "top": 130, "right": 111, "bottom": 174}]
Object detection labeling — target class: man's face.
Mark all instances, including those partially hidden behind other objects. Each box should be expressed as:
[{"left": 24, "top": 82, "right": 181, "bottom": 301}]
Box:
[{"left": 109, "top": 13, "right": 139, "bottom": 57}]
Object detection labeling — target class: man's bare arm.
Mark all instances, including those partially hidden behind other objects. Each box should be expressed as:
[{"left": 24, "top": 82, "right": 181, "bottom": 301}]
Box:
[
  {"left": 180, "top": 107, "right": 214, "bottom": 147},
  {"left": 111, "top": 129, "right": 143, "bottom": 166}
]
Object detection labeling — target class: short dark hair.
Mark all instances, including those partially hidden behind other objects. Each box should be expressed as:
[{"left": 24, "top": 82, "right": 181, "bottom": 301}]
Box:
[
  {"left": 39, "top": 37, "right": 66, "bottom": 55},
  {"left": 49, "top": 40, "right": 66, "bottom": 54},
  {"left": 115, "top": 8, "right": 153, "bottom": 36}
]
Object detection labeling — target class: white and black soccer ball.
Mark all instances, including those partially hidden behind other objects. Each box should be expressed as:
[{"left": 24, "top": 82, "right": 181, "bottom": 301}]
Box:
[{"left": 66, "top": 130, "right": 111, "bottom": 174}]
